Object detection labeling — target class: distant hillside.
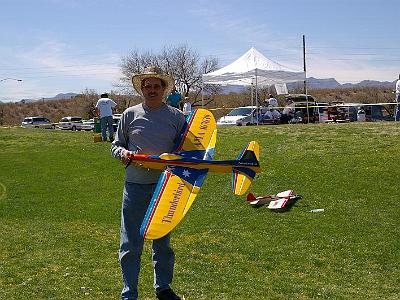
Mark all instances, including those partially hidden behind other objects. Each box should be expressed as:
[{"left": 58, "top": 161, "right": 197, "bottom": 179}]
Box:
[
  {"left": 19, "top": 93, "right": 78, "bottom": 103},
  {"left": 289, "top": 77, "right": 396, "bottom": 90},
  {"left": 220, "top": 77, "right": 395, "bottom": 94},
  {"left": 342, "top": 80, "right": 395, "bottom": 89}
]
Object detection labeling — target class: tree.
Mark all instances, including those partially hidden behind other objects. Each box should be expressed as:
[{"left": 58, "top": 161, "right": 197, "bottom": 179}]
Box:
[
  {"left": 119, "top": 45, "right": 219, "bottom": 105},
  {"left": 81, "top": 88, "right": 98, "bottom": 119}
]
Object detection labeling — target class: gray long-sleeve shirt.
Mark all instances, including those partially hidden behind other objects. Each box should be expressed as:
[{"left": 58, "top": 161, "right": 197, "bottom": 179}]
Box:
[{"left": 111, "top": 102, "right": 186, "bottom": 184}]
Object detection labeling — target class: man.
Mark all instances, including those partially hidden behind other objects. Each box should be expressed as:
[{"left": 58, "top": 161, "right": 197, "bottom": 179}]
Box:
[
  {"left": 182, "top": 97, "right": 192, "bottom": 116},
  {"left": 96, "top": 93, "right": 117, "bottom": 141},
  {"left": 265, "top": 94, "right": 278, "bottom": 108},
  {"left": 280, "top": 99, "right": 295, "bottom": 124},
  {"left": 395, "top": 74, "right": 400, "bottom": 121},
  {"left": 270, "top": 106, "right": 281, "bottom": 122},
  {"left": 111, "top": 66, "right": 186, "bottom": 300}
]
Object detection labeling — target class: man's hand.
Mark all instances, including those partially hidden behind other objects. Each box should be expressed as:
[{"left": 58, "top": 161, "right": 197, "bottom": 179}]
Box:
[{"left": 121, "top": 149, "right": 132, "bottom": 166}]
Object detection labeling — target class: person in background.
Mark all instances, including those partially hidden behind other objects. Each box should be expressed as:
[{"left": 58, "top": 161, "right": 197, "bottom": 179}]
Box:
[
  {"left": 271, "top": 106, "right": 281, "bottom": 122},
  {"left": 260, "top": 106, "right": 281, "bottom": 124},
  {"left": 395, "top": 74, "right": 400, "bottom": 121},
  {"left": 280, "top": 99, "right": 295, "bottom": 124},
  {"left": 111, "top": 66, "right": 185, "bottom": 300},
  {"left": 182, "top": 97, "right": 192, "bottom": 116},
  {"left": 166, "top": 87, "right": 182, "bottom": 109},
  {"left": 96, "top": 93, "right": 117, "bottom": 142},
  {"left": 260, "top": 107, "right": 273, "bottom": 122},
  {"left": 265, "top": 94, "right": 278, "bottom": 108}
]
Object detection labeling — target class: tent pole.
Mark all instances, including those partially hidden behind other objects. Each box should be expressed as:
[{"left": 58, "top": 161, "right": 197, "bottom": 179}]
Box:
[
  {"left": 251, "top": 82, "right": 254, "bottom": 124},
  {"left": 201, "top": 82, "right": 204, "bottom": 108},
  {"left": 255, "top": 68, "right": 259, "bottom": 125}
]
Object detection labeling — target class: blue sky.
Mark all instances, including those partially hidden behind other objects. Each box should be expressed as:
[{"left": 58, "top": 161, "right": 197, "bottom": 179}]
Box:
[{"left": 1, "top": 0, "right": 399, "bottom": 102}]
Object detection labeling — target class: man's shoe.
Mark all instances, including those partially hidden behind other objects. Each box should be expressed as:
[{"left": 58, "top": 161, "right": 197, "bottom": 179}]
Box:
[{"left": 156, "top": 288, "right": 181, "bottom": 300}]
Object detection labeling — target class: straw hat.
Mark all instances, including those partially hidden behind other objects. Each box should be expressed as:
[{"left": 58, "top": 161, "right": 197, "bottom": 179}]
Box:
[{"left": 131, "top": 66, "right": 174, "bottom": 97}]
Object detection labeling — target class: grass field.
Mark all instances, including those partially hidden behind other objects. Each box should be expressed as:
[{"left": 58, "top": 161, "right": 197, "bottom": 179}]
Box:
[{"left": 1, "top": 123, "right": 400, "bottom": 300}]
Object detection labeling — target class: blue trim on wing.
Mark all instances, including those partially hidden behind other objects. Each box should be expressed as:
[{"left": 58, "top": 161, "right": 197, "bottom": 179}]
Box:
[
  {"left": 172, "top": 110, "right": 197, "bottom": 152},
  {"left": 177, "top": 148, "right": 215, "bottom": 160},
  {"left": 168, "top": 166, "right": 209, "bottom": 187},
  {"left": 236, "top": 142, "right": 250, "bottom": 160},
  {"left": 140, "top": 171, "right": 169, "bottom": 237}
]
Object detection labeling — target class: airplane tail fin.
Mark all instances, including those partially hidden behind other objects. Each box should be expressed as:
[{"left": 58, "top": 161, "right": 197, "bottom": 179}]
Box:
[
  {"left": 247, "top": 192, "right": 257, "bottom": 202},
  {"left": 232, "top": 141, "right": 260, "bottom": 195}
]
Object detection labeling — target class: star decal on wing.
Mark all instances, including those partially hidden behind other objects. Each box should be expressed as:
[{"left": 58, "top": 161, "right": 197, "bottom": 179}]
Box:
[
  {"left": 182, "top": 169, "right": 191, "bottom": 177},
  {"left": 165, "top": 166, "right": 174, "bottom": 172}
]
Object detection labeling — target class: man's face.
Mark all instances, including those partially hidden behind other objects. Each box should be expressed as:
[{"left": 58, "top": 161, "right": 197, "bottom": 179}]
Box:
[{"left": 141, "top": 77, "right": 166, "bottom": 108}]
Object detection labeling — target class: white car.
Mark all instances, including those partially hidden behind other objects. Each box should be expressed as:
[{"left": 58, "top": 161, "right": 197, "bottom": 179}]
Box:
[
  {"left": 113, "top": 114, "right": 122, "bottom": 131},
  {"left": 58, "top": 116, "right": 83, "bottom": 131},
  {"left": 81, "top": 119, "right": 95, "bottom": 131},
  {"left": 217, "top": 106, "right": 267, "bottom": 126},
  {"left": 21, "top": 116, "right": 55, "bottom": 129}
]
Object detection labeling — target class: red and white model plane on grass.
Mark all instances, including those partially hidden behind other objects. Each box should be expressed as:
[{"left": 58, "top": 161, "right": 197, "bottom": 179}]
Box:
[{"left": 247, "top": 190, "right": 302, "bottom": 212}]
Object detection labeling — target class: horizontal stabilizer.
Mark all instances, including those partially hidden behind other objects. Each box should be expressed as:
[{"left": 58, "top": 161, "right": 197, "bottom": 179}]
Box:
[{"left": 232, "top": 141, "right": 260, "bottom": 195}]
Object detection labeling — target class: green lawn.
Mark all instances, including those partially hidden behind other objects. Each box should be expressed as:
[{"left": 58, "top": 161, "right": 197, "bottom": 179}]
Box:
[{"left": 1, "top": 123, "right": 399, "bottom": 299}]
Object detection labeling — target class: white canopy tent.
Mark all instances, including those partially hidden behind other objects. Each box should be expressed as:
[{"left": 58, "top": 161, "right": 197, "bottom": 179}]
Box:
[
  {"left": 203, "top": 47, "right": 305, "bottom": 104},
  {"left": 202, "top": 47, "right": 305, "bottom": 87},
  {"left": 202, "top": 47, "right": 305, "bottom": 123}
]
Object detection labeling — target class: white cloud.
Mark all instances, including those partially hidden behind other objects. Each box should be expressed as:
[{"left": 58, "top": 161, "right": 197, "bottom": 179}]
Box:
[{"left": 0, "top": 38, "right": 121, "bottom": 102}]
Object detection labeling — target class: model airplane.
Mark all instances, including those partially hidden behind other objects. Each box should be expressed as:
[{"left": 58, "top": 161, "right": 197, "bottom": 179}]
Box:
[
  {"left": 247, "top": 190, "right": 302, "bottom": 212},
  {"left": 128, "top": 108, "right": 261, "bottom": 239}
]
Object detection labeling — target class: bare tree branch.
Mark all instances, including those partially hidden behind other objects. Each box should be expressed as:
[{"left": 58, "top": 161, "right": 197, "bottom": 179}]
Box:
[{"left": 119, "top": 45, "right": 220, "bottom": 103}]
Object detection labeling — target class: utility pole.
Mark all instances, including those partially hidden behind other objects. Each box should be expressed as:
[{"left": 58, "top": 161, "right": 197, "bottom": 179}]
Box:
[
  {"left": 303, "top": 35, "right": 307, "bottom": 95},
  {"left": 303, "top": 35, "right": 310, "bottom": 123}
]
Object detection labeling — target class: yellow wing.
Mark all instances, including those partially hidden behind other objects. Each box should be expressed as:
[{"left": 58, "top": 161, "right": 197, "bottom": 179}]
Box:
[
  {"left": 175, "top": 108, "right": 217, "bottom": 159},
  {"left": 140, "top": 167, "right": 208, "bottom": 239}
]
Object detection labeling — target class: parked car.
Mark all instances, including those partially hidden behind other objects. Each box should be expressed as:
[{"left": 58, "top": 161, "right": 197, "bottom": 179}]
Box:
[
  {"left": 113, "top": 114, "right": 122, "bottom": 131},
  {"left": 58, "top": 116, "right": 83, "bottom": 131},
  {"left": 315, "top": 102, "right": 330, "bottom": 123},
  {"left": 81, "top": 119, "right": 95, "bottom": 131},
  {"left": 285, "top": 94, "right": 316, "bottom": 103},
  {"left": 328, "top": 103, "right": 394, "bottom": 122},
  {"left": 236, "top": 107, "right": 268, "bottom": 126},
  {"left": 217, "top": 106, "right": 265, "bottom": 126},
  {"left": 360, "top": 104, "right": 394, "bottom": 121},
  {"left": 21, "top": 116, "right": 55, "bottom": 129}
]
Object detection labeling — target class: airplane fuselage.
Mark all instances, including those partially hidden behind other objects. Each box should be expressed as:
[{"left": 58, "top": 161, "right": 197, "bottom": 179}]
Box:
[{"left": 129, "top": 153, "right": 262, "bottom": 173}]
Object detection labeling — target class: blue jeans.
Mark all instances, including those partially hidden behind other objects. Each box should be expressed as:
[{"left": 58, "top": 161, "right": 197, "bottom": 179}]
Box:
[
  {"left": 119, "top": 182, "right": 175, "bottom": 300},
  {"left": 100, "top": 115, "right": 114, "bottom": 141},
  {"left": 396, "top": 94, "right": 400, "bottom": 121}
]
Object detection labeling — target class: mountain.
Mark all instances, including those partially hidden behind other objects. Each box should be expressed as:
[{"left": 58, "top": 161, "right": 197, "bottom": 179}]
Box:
[
  {"left": 342, "top": 80, "right": 395, "bottom": 89},
  {"left": 19, "top": 92, "right": 78, "bottom": 103},
  {"left": 45, "top": 92, "right": 78, "bottom": 100},
  {"left": 219, "top": 77, "right": 395, "bottom": 93}
]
